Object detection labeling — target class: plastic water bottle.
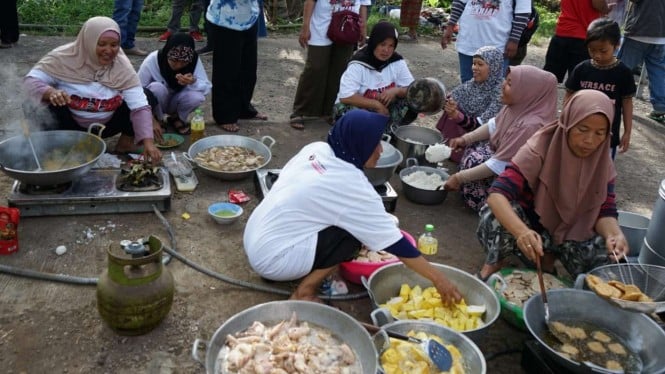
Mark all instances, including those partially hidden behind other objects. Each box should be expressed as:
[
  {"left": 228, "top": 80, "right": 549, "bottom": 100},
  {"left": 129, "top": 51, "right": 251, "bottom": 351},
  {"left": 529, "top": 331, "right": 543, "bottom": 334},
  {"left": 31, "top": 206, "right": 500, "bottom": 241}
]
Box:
[
  {"left": 417, "top": 224, "right": 438, "bottom": 255},
  {"left": 190, "top": 108, "right": 205, "bottom": 144}
]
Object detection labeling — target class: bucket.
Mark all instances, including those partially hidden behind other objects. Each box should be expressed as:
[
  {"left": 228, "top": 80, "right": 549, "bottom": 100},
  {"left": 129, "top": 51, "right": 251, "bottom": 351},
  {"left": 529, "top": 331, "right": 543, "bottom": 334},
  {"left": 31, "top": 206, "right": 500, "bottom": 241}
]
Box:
[
  {"left": 638, "top": 238, "right": 665, "bottom": 267},
  {"left": 618, "top": 210, "right": 650, "bottom": 257},
  {"left": 645, "top": 179, "right": 665, "bottom": 252}
]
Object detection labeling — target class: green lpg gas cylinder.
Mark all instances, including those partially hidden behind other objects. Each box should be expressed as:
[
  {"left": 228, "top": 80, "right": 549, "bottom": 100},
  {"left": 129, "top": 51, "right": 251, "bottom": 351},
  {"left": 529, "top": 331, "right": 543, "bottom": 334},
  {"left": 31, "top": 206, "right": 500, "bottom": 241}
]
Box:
[{"left": 96, "top": 236, "right": 174, "bottom": 335}]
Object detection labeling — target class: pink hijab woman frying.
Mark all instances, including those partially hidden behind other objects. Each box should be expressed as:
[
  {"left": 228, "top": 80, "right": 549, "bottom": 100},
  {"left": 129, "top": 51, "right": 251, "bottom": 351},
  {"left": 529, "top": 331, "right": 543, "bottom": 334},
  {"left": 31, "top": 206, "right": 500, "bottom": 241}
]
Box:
[{"left": 475, "top": 89, "right": 629, "bottom": 281}]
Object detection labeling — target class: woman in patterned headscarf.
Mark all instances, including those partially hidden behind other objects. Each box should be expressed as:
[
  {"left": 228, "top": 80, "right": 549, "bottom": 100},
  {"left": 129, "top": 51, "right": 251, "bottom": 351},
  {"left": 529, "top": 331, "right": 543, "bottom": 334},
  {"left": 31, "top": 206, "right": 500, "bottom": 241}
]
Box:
[
  {"left": 22, "top": 16, "right": 161, "bottom": 161},
  {"left": 475, "top": 90, "right": 628, "bottom": 281},
  {"left": 138, "top": 32, "right": 211, "bottom": 135},
  {"left": 436, "top": 46, "right": 504, "bottom": 163},
  {"left": 445, "top": 66, "right": 558, "bottom": 211}
]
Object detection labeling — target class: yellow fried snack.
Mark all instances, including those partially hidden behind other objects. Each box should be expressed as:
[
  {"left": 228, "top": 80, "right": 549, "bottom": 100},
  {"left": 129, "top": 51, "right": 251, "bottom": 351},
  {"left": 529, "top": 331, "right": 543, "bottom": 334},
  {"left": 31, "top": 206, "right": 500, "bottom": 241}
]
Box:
[
  {"left": 586, "top": 275, "right": 623, "bottom": 299},
  {"left": 621, "top": 284, "right": 644, "bottom": 301},
  {"left": 586, "top": 274, "right": 653, "bottom": 302}
]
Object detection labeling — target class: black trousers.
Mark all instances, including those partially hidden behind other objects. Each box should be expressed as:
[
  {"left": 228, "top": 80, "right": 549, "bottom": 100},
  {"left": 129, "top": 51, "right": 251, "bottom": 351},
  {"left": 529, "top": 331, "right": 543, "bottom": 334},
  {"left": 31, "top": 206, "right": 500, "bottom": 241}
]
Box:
[
  {"left": 210, "top": 21, "right": 259, "bottom": 124},
  {"left": 0, "top": 0, "right": 19, "bottom": 44},
  {"left": 312, "top": 226, "right": 361, "bottom": 270},
  {"left": 543, "top": 35, "right": 588, "bottom": 83}
]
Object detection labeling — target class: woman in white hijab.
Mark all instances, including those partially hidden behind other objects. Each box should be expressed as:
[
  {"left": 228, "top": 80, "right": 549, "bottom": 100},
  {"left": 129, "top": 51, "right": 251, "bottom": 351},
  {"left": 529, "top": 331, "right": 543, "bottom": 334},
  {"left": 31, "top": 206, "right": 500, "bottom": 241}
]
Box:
[{"left": 23, "top": 16, "right": 162, "bottom": 161}]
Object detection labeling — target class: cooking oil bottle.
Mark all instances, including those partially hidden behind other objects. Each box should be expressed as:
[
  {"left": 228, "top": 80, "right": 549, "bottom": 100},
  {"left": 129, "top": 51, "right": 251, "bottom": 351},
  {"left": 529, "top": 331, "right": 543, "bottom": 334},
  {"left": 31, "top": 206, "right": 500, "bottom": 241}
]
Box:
[
  {"left": 190, "top": 108, "right": 205, "bottom": 144},
  {"left": 417, "top": 224, "right": 438, "bottom": 255}
]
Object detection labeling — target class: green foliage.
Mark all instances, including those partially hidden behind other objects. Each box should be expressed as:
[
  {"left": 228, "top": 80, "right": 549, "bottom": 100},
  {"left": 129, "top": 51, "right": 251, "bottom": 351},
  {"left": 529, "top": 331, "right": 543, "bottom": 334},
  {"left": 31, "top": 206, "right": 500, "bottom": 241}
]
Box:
[{"left": 17, "top": 0, "right": 173, "bottom": 31}]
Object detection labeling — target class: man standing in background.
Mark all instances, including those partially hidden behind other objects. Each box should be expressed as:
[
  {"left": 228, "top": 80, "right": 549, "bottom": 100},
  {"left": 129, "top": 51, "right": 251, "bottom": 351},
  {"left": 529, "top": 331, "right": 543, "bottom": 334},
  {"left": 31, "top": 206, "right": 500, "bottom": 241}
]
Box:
[
  {"left": 542, "top": 0, "right": 608, "bottom": 83},
  {"left": 113, "top": 0, "right": 149, "bottom": 56},
  {"left": 157, "top": 0, "right": 206, "bottom": 42},
  {"left": 618, "top": 0, "right": 665, "bottom": 124}
]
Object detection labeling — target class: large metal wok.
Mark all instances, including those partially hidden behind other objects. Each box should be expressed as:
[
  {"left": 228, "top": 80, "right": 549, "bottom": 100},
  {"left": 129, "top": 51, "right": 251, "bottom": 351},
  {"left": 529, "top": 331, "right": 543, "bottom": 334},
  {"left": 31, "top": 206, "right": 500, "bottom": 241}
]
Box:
[
  {"left": 524, "top": 289, "right": 665, "bottom": 373},
  {"left": 191, "top": 300, "right": 378, "bottom": 374},
  {"left": 0, "top": 128, "right": 106, "bottom": 186},
  {"left": 187, "top": 135, "right": 275, "bottom": 180}
]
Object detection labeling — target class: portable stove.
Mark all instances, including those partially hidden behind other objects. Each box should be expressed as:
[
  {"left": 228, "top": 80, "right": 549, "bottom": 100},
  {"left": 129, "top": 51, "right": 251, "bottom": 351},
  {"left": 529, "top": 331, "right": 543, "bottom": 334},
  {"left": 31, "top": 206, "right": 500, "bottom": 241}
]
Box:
[
  {"left": 8, "top": 168, "right": 171, "bottom": 217},
  {"left": 254, "top": 169, "right": 398, "bottom": 212}
]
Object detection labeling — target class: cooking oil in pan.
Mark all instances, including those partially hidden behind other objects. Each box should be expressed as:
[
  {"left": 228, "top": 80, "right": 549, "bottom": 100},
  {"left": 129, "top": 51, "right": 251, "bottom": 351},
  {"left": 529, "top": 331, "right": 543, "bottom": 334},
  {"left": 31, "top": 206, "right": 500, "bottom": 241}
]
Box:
[{"left": 541, "top": 320, "right": 642, "bottom": 373}]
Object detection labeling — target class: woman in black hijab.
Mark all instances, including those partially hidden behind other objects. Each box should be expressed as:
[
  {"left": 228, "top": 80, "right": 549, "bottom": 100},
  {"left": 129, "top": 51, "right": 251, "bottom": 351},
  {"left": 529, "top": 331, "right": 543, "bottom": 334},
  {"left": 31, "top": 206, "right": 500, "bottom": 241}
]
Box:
[
  {"left": 138, "top": 32, "right": 212, "bottom": 135},
  {"left": 331, "top": 21, "right": 418, "bottom": 131}
]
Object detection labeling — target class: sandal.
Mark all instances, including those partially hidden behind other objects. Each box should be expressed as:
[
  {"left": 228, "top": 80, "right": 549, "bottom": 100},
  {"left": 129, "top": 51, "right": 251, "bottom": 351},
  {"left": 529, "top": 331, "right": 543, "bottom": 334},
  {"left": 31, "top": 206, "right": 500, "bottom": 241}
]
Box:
[
  {"left": 171, "top": 118, "right": 191, "bottom": 135},
  {"left": 220, "top": 123, "right": 240, "bottom": 132},
  {"left": 475, "top": 271, "right": 491, "bottom": 283},
  {"left": 289, "top": 116, "right": 305, "bottom": 130}
]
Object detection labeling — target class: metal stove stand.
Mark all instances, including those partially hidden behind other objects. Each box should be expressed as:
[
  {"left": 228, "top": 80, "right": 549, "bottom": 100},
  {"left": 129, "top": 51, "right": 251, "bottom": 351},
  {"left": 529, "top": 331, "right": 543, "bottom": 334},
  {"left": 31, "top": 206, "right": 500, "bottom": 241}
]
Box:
[{"left": 8, "top": 168, "right": 171, "bottom": 217}]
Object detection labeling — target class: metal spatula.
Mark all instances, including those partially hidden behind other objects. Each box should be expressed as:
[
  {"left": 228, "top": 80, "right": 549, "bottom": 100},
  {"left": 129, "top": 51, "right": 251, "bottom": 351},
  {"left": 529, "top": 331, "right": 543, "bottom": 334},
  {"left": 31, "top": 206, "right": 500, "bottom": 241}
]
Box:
[{"left": 361, "top": 322, "right": 453, "bottom": 371}]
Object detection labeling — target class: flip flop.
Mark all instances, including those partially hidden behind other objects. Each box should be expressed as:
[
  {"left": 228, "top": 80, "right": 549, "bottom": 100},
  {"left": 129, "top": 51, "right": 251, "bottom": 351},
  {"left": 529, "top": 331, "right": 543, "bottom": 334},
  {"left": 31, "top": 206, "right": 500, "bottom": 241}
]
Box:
[
  {"left": 289, "top": 116, "right": 305, "bottom": 130},
  {"left": 220, "top": 123, "right": 240, "bottom": 132}
]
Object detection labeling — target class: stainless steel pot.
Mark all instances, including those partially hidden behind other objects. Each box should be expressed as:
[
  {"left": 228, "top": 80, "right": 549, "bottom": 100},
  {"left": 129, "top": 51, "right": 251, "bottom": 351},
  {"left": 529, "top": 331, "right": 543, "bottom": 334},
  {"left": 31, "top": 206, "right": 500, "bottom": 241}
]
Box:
[
  {"left": 0, "top": 127, "right": 106, "bottom": 186},
  {"left": 191, "top": 300, "right": 378, "bottom": 374},
  {"left": 363, "top": 136, "right": 403, "bottom": 186},
  {"left": 392, "top": 125, "right": 443, "bottom": 168},
  {"left": 187, "top": 135, "right": 275, "bottom": 180},
  {"left": 371, "top": 319, "right": 486, "bottom": 374},
  {"left": 363, "top": 262, "right": 500, "bottom": 343},
  {"left": 406, "top": 77, "right": 447, "bottom": 115},
  {"left": 399, "top": 158, "right": 448, "bottom": 205},
  {"left": 523, "top": 289, "right": 665, "bottom": 374}
]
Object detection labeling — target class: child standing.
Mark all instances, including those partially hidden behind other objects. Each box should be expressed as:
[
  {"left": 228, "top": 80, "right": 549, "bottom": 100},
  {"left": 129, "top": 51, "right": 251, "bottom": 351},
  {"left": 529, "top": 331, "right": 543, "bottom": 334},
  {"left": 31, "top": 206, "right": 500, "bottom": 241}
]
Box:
[{"left": 565, "top": 18, "right": 636, "bottom": 159}]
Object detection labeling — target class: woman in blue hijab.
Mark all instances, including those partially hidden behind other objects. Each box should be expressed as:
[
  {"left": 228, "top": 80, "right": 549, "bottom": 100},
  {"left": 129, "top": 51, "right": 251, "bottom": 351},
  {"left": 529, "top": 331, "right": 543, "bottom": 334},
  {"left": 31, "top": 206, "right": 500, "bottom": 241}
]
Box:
[{"left": 244, "top": 110, "right": 462, "bottom": 303}]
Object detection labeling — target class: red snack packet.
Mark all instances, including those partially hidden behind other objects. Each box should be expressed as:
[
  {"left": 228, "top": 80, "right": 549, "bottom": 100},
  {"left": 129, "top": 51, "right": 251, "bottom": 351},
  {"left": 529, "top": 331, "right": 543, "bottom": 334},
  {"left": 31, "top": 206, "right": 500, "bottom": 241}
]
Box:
[
  {"left": 229, "top": 189, "right": 250, "bottom": 204},
  {"left": 0, "top": 207, "right": 20, "bottom": 255}
]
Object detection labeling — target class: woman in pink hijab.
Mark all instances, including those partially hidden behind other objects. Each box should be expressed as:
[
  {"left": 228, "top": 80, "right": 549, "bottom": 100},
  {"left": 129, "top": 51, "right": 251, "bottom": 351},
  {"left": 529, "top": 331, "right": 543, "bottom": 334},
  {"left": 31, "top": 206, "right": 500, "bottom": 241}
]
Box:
[
  {"left": 23, "top": 16, "right": 162, "bottom": 161},
  {"left": 476, "top": 89, "right": 629, "bottom": 281},
  {"left": 446, "top": 65, "right": 558, "bottom": 211}
]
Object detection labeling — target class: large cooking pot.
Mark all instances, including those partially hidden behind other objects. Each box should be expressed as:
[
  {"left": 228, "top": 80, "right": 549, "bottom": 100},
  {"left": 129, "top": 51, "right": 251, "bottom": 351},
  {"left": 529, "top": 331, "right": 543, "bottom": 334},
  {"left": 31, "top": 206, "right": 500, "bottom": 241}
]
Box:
[
  {"left": 191, "top": 300, "right": 378, "bottom": 373},
  {"left": 399, "top": 158, "right": 449, "bottom": 205},
  {"left": 0, "top": 127, "right": 106, "bottom": 186},
  {"left": 371, "top": 319, "right": 486, "bottom": 374},
  {"left": 392, "top": 125, "right": 443, "bottom": 168},
  {"left": 524, "top": 289, "right": 665, "bottom": 373},
  {"left": 187, "top": 135, "right": 275, "bottom": 180},
  {"left": 363, "top": 135, "right": 403, "bottom": 186},
  {"left": 364, "top": 262, "right": 500, "bottom": 343}
]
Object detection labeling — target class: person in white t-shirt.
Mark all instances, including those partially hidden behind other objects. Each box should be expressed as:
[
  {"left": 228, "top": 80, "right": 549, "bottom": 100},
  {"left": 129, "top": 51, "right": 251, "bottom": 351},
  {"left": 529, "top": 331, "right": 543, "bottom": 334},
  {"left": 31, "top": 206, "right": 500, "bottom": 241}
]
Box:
[
  {"left": 440, "top": 0, "right": 532, "bottom": 83},
  {"left": 244, "top": 109, "right": 462, "bottom": 303},
  {"left": 289, "top": 0, "right": 370, "bottom": 130},
  {"left": 332, "top": 21, "right": 418, "bottom": 131}
]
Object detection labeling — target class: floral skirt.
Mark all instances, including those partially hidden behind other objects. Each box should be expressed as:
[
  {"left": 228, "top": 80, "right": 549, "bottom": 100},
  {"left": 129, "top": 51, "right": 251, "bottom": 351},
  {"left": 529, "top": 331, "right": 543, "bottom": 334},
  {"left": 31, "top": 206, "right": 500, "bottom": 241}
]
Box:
[
  {"left": 476, "top": 204, "right": 611, "bottom": 277},
  {"left": 332, "top": 97, "right": 414, "bottom": 133},
  {"left": 460, "top": 141, "right": 494, "bottom": 212}
]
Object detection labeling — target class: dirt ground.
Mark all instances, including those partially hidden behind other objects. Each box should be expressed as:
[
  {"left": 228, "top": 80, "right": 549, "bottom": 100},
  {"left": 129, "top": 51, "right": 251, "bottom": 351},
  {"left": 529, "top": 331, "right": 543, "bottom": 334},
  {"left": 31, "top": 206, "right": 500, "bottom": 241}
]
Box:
[{"left": 0, "top": 32, "right": 664, "bottom": 374}]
